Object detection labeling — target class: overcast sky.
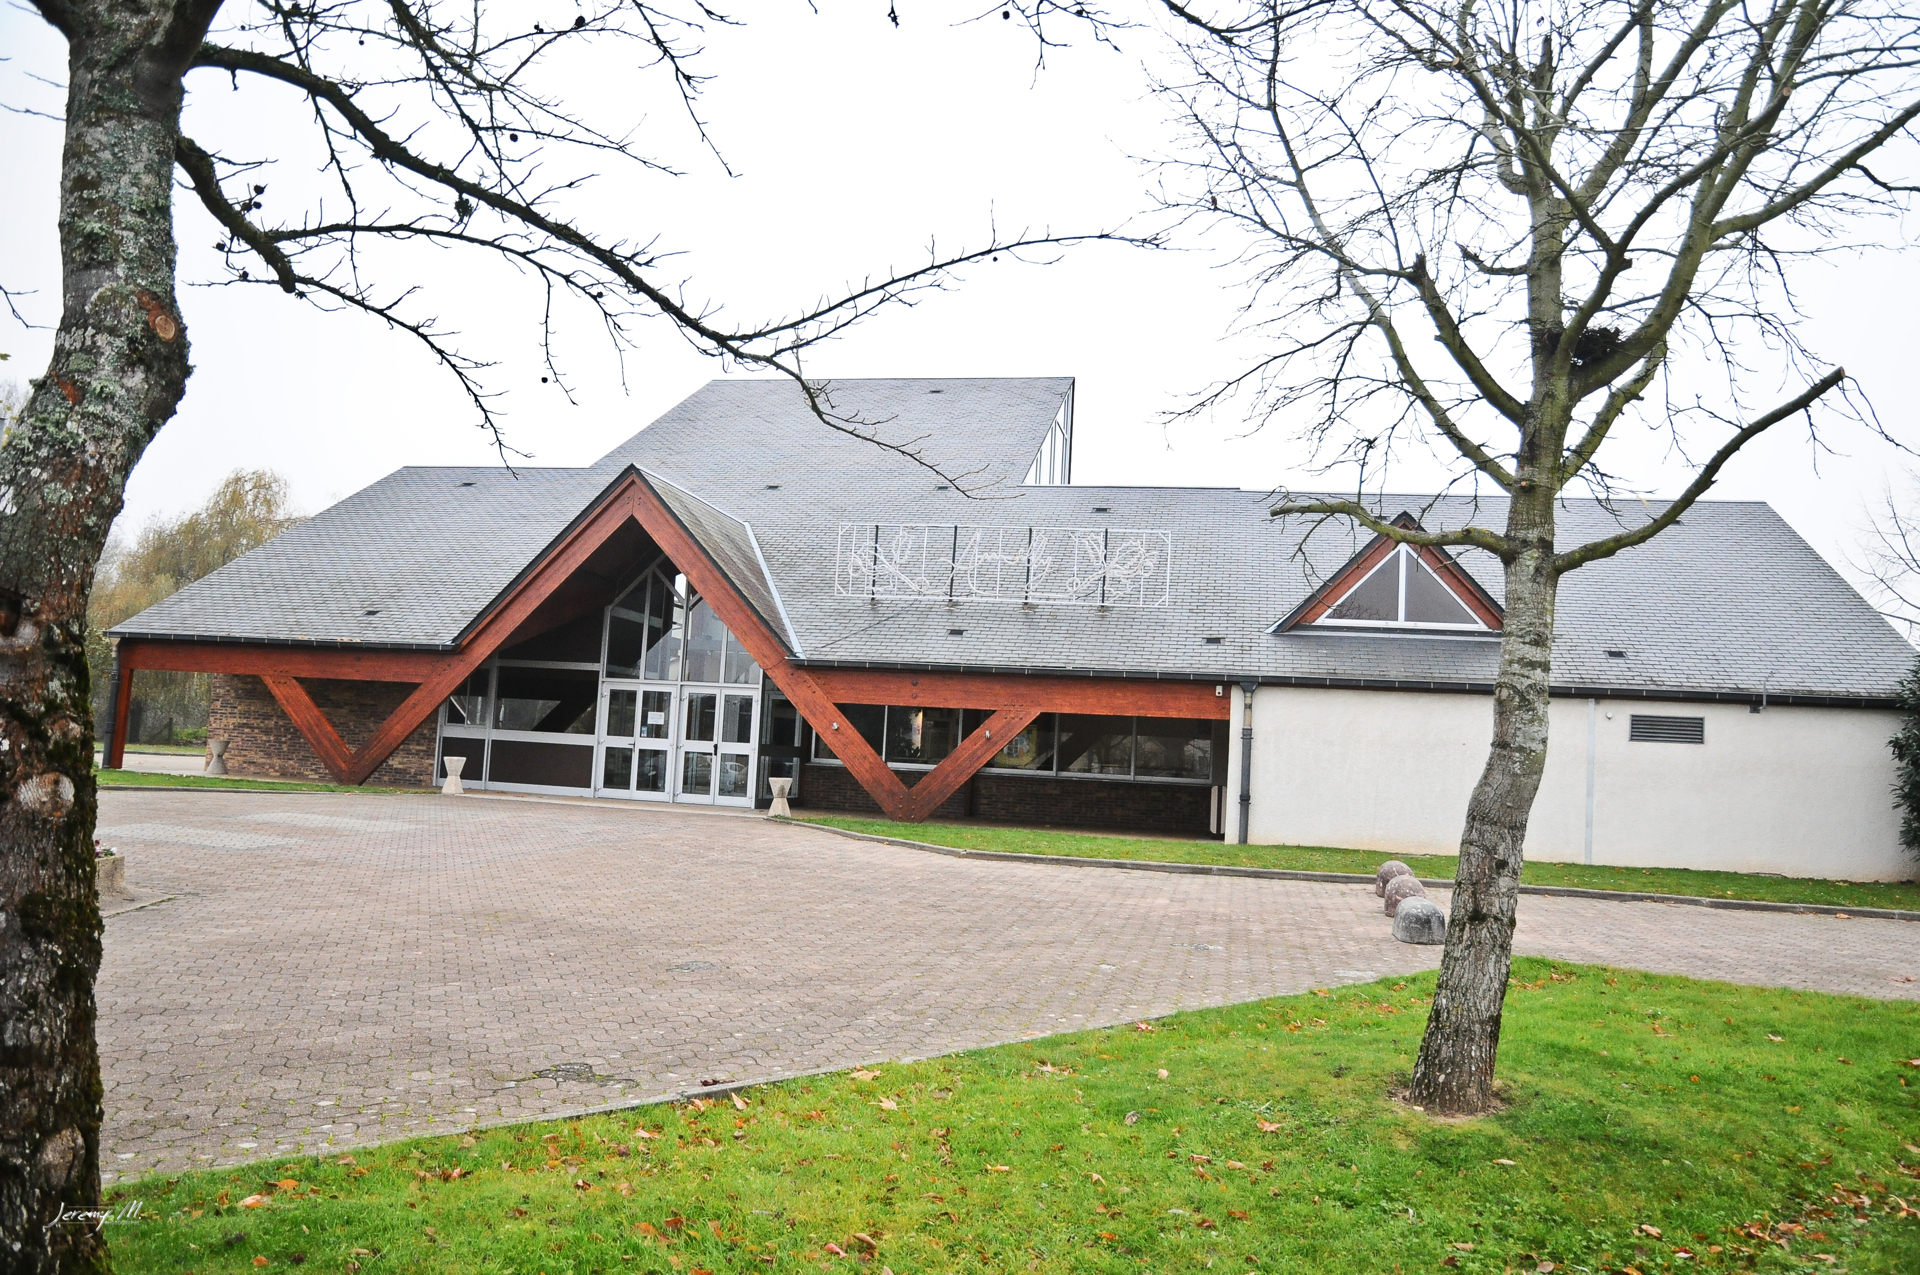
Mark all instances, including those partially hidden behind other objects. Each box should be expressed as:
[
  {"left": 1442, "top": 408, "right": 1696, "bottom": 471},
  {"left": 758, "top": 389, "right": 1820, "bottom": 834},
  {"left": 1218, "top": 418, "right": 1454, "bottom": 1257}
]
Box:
[{"left": 2, "top": 1, "right": 1915, "bottom": 604}]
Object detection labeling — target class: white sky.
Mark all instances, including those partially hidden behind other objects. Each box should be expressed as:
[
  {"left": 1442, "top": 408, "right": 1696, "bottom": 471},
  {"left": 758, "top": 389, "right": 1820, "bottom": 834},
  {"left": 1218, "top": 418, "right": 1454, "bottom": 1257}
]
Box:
[{"left": 1, "top": 2, "right": 1915, "bottom": 601}]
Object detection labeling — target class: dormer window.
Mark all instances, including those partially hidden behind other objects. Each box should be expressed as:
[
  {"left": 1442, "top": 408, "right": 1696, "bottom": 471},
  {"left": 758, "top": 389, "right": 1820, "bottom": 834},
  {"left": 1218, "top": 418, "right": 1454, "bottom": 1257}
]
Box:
[
  {"left": 1272, "top": 514, "right": 1502, "bottom": 634},
  {"left": 1317, "top": 544, "right": 1487, "bottom": 630}
]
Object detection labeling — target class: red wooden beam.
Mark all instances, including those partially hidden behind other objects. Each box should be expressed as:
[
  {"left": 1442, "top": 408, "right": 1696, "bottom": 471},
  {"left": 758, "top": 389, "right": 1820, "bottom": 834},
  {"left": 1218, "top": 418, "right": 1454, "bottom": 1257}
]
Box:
[
  {"left": 804, "top": 668, "right": 1231, "bottom": 720},
  {"left": 623, "top": 476, "right": 912, "bottom": 816},
  {"left": 260, "top": 675, "right": 355, "bottom": 783},
  {"left": 106, "top": 643, "right": 133, "bottom": 769},
  {"left": 902, "top": 705, "right": 1041, "bottom": 822},
  {"left": 116, "top": 639, "right": 450, "bottom": 681}
]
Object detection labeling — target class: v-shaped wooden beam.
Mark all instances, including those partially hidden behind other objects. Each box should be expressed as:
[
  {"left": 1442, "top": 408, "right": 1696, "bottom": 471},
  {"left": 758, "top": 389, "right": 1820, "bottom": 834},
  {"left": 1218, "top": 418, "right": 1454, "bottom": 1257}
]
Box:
[{"left": 900, "top": 705, "right": 1041, "bottom": 822}]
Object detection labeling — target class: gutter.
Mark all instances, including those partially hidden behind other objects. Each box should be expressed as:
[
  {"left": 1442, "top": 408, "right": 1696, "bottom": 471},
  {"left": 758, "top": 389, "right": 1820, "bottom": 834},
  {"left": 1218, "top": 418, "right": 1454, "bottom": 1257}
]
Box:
[{"left": 787, "top": 658, "right": 1897, "bottom": 711}]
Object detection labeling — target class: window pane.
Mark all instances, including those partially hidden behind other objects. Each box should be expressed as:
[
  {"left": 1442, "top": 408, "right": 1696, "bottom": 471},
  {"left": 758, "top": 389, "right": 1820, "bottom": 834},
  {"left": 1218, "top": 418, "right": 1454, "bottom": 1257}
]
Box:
[
  {"left": 605, "top": 689, "right": 637, "bottom": 738},
  {"left": 494, "top": 667, "right": 598, "bottom": 734},
  {"left": 683, "top": 597, "right": 726, "bottom": 683},
  {"left": 684, "top": 692, "right": 717, "bottom": 743},
  {"left": 642, "top": 581, "right": 680, "bottom": 681},
  {"left": 639, "top": 690, "right": 672, "bottom": 739},
  {"left": 1134, "top": 717, "right": 1213, "bottom": 780},
  {"left": 723, "top": 632, "right": 761, "bottom": 685},
  {"left": 886, "top": 707, "right": 962, "bottom": 763},
  {"left": 1325, "top": 552, "right": 1400, "bottom": 622},
  {"left": 815, "top": 704, "right": 884, "bottom": 761},
  {"left": 605, "top": 607, "right": 647, "bottom": 678},
  {"left": 602, "top": 745, "right": 634, "bottom": 790},
  {"left": 768, "top": 696, "right": 801, "bottom": 747},
  {"left": 636, "top": 747, "right": 668, "bottom": 792},
  {"left": 717, "top": 753, "right": 751, "bottom": 797},
  {"left": 1403, "top": 558, "right": 1480, "bottom": 626},
  {"left": 1058, "top": 714, "right": 1133, "bottom": 776},
  {"left": 445, "top": 669, "right": 488, "bottom": 727},
  {"left": 983, "top": 712, "right": 1057, "bottom": 771},
  {"left": 681, "top": 750, "right": 712, "bottom": 794},
  {"left": 721, "top": 695, "right": 754, "bottom": 744}
]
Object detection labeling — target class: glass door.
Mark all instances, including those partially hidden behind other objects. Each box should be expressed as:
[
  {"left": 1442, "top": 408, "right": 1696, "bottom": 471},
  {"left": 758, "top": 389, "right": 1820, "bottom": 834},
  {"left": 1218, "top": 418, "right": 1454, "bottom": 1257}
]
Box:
[
  {"left": 672, "top": 688, "right": 756, "bottom": 806},
  {"left": 598, "top": 685, "right": 672, "bottom": 800}
]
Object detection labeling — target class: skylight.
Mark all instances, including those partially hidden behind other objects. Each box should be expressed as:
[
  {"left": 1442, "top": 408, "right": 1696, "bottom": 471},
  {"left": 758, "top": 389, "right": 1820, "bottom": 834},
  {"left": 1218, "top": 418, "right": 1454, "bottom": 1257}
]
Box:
[{"left": 1317, "top": 544, "right": 1488, "bottom": 631}]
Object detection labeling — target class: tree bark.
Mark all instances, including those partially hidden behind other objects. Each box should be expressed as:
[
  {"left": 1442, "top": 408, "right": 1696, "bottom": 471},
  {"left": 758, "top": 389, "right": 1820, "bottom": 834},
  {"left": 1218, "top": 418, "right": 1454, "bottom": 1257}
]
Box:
[
  {"left": 1407, "top": 491, "right": 1560, "bottom": 1115},
  {"left": 3, "top": 0, "right": 216, "bottom": 1267}
]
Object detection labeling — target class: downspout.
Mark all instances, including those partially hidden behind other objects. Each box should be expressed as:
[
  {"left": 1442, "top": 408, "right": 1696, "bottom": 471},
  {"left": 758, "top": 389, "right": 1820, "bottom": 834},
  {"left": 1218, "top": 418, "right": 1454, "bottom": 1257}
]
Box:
[
  {"left": 1237, "top": 681, "right": 1257, "bottom": 845},
  {"left": 1583, "top": 698, "right": 1597, "bottom": 865}
]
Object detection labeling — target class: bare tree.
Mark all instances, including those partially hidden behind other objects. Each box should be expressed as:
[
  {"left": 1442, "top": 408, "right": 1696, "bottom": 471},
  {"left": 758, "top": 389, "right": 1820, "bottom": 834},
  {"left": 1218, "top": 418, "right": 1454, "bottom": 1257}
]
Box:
[
  {"left": 0, "top": 0, "right": 1133, "bottom": 1266},
  {"left": 1136, "top": 0, "right": 1919, "bottom": 1113},
  {"left": 1857, "top": 476, "right": 1920, "bottom": 639}
]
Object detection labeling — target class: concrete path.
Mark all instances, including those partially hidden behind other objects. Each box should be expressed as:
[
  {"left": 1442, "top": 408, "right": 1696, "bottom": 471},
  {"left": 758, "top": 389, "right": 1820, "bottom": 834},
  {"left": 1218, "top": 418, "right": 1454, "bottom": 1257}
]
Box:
[{"left": 94, "top": 790, "right": 1920, "bottom": 1183}]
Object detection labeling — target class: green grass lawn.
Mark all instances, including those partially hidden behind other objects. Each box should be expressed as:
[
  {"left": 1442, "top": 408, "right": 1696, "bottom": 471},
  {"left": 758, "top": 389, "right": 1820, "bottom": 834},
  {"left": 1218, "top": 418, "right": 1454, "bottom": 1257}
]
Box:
[
  {"left": 107, "top": 961, "right": 1920, "bottom": 1273},
  {"left": 92, "top": 768, "right": 411, "bottom": 794},
  {"left": 797, "top": 815, "right": 1920, "bottom": 913}
]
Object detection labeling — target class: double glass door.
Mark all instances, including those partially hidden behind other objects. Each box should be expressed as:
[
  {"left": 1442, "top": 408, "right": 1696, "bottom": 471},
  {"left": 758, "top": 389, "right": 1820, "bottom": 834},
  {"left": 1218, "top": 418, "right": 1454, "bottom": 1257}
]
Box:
[{"left": 600, "top": 682, "right": 757, "bottom": 805}]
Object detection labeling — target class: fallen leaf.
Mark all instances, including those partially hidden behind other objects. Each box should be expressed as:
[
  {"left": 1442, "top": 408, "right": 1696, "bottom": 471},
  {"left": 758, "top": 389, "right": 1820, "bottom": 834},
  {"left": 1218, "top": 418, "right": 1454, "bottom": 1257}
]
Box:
[
  {"left": 1451, "top": 1242, "right": 1474, "bottom": 1252},
  {"left": 239, "top": 1195, "right": 269, "bottom": 1209},
  {"left": 253, "top": 1259, "right": 269, "bottom": 1268},
  {"left": 334, "top": 1156, "right": 356, "bottom": 1167},
  {"left": 879, "top": 1098, "right": 898, "bottom": 1111},
  {"left": 274, "top": 1179, "right": 298, "bottom": 1191},
  {"left": 1491, "top": 1159, "right": 1517, "bottom": 1166},
  {"left": 350, "top": 1167, "right": 369, "bottom": 1178},
  {"left": 1538, "top": 1263, "right": 1556, "bottom": 1272},
  {"left": 616, "top": 1182, "right": 633, "bottom": 1197},
  {"left": 1838, "top": 1058, "right": 1853, "bottom": 1065},
  {"left": 988, "top": 1165, "right": 1011, "bottom": 1173},
  {"left": 1225, "top": 1160, "right": 1246, "bottom": 1169},
  {"left": 636, "top": 1222, "right": 663, "bottom": 1239},
  {"left": 852, "top": 1233, "right": 879, "bottom": 1252},
  {"left": 1768, "top": 1034, "right": 1784, "bottom": 1043},
  {"left": 1087, "top": 1172, "right": 1105, "bottom": 1184},
  {"left": 1157, "top": 1069, "right": 1170, "bottom": 1079},
  {"left": 1257, "top": 1120, "right": 1283, "bottom": 1133},
  {"left": 852, "top": 1069, "right": 881, "bottom": 1081},
  {"left": 1673, "top": 1248, "right": 1695, "bottom": 1260},
  {"left": 1441, "top": 1258, "right": 1458, "bottom": 1268},
  {"left": 1190, "top": 1154, "right": 1213, "bottom": 1164},
  {"left": 1124, "top": 1112, "right": 1140, "bottom": 1126},
  {"left": 1227, "top": 1209, "right": 1249, "bottom": 1220},
  {"left": 824, "top": 1242, "right": 848, "bottom": 1257},
  {"left": 733, "top": 1093, "right": 750, "bottom": 1111},
  {"left": 1638, "top": 1224, "right": 1663, "bottom": 1238},
  {"left": 1133, "top": 1022, "right": 1155, "bottom": 1032},
  {"left": 634, "top": 1128, "right": 658, "bottom": 1139}
]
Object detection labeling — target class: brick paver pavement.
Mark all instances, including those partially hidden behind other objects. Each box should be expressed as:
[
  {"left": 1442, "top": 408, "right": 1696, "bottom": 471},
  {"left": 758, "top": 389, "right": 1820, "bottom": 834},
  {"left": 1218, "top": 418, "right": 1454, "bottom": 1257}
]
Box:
[{"left": 95, "top": 790, "right": 1920, "bottom": 1183}]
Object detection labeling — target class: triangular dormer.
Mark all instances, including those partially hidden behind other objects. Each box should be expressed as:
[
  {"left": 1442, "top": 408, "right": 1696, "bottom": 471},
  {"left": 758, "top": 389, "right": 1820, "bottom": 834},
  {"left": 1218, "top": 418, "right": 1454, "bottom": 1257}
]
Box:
[{"left": 1273, "top": 513, "right": 1502, "bottom": 633}]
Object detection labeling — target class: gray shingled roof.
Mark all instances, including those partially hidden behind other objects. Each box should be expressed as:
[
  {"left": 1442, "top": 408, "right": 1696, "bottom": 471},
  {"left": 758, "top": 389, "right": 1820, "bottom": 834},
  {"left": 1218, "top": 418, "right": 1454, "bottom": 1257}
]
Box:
[{"left": 115, "top": 376, "right": 1914, "bottom": 703}]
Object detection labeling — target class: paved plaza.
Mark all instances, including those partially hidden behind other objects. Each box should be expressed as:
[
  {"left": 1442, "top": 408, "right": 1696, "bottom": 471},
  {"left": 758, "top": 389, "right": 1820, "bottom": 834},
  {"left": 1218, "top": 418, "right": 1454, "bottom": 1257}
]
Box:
[{"left": 96, "top": 790, "right": 1920, "bottom": 1183}]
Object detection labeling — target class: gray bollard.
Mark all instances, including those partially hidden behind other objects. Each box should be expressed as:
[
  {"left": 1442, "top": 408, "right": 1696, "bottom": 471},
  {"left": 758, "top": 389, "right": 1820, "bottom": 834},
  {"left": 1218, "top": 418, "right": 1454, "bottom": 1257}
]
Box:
[
  {"left": 206, "top": 739, "right": 229, "bottom": 776},
  {"left": 767, "top": 776, "right": 793, "bottom": 818},
  {"left": 1383, "top": 873, "right": 1427, "bottom": 916},
  {"left": 1375, "top": 860, "right": 1413, "bottom": 897},
  {"left": 1392, "top": 897, "right": 1447, "bottom": 944}
]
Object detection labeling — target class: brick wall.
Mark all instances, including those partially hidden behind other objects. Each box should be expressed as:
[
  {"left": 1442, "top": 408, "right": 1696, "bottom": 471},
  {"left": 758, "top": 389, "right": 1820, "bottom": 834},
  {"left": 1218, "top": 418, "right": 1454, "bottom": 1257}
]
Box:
[
  {"left": 795, "top": 763, "right": 1215, "bottom": 837},
  {"left": 209, "top": 674, "right": 438, "bottom": 788}
]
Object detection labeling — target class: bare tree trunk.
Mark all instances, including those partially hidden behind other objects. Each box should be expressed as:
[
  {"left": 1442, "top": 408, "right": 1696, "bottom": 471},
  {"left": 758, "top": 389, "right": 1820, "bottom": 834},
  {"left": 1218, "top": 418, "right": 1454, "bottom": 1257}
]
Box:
[
  {"left": 3, "top": 0, "right": 214, "bottom": 1267},
  {"left": 1407, "top": 497, "right": 1559, "bottom": 1115}
]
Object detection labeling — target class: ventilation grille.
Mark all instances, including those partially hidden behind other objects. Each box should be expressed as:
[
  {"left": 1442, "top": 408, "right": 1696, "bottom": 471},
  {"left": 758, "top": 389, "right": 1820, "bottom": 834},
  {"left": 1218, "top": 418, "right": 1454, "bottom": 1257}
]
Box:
[{"left": 1629, "top": 714, "right": 1705, "bottom": 745}]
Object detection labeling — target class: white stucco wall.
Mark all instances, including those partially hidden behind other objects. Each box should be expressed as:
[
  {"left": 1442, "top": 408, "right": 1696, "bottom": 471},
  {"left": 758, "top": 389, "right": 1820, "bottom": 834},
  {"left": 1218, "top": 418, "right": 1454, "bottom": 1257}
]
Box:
[{"left": 1242, "top": 685, "right": 1909, "bottom": 881}]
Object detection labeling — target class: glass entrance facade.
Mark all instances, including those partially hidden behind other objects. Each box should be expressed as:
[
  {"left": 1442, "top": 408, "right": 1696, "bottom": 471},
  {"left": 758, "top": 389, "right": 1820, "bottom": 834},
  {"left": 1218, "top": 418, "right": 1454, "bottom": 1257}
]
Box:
[{"left": 435, "top": 563, "right": 768, "bottom": 806}]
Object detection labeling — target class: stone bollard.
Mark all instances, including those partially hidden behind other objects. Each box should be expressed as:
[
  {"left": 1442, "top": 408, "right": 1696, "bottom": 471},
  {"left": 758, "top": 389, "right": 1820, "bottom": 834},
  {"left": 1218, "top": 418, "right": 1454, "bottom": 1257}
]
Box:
[
  {"left": 206, "top": 739, "right": 229, "bottom": 776},
  {"left": 1383, "top": 873, "right": 1427, "bottom": 917},
  {"left": 1375, "top": 860, "right": 1413, "bottom": 897},
  {"left": 95, "top": 852, "right": 127, "bottom": 900},
  {"left": 1392, "top": 897, "right": 1447, "bottom": 944},
  {"left": 767, "top": 776, "right": 793, "bottom": 818},
  {"left": 442, "top": 754, "right": 467, "bottom": 795}
]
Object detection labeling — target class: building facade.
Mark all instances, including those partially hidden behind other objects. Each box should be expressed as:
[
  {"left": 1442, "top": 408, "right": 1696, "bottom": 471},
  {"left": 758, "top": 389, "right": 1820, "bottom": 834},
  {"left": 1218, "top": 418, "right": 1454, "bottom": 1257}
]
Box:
[{"left": 109, "top": 377, "right": 1916, "bottom": 878}]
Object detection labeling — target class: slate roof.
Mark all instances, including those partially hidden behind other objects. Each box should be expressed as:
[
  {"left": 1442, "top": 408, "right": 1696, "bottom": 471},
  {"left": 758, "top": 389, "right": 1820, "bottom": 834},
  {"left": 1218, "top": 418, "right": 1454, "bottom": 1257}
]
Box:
[{"left": 114, "top": 376, "right": 1914, "bottom": 705}]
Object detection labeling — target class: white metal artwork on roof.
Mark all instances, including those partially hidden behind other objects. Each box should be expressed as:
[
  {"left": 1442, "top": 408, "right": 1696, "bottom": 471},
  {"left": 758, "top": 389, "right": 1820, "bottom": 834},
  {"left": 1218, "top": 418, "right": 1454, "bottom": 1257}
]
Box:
[{"left": 836, "top": 523, "right": 1172, "bottom": 606}]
